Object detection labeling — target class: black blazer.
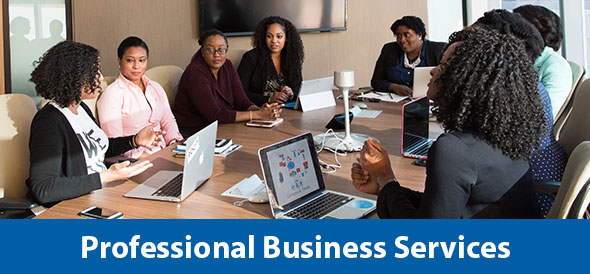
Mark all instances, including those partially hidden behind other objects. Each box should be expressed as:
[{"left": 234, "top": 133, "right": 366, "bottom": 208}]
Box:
[
  {"left": 371, "top": 40, "right": 447, "bottom": 92},
  {"left": 237, "top": 49, "right": 302, "bottom": 107},
  {"left": 26, "top": 102, "right": 133, "bottom": 207}
]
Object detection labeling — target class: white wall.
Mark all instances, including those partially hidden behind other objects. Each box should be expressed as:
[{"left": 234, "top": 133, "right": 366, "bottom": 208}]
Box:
[
  {"left": 465, "top": 0, "right": 501, "bottom": 25},
  {"left": 427, "top": 0, "right": 463, "bottom": 42}
]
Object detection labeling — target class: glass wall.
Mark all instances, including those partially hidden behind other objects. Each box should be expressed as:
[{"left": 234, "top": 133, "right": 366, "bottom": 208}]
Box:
[
  {"left": 7, "top": 0, "right": 67, "bottom": 107},
  {"left": 502, "top": 0, "right": 560, "bottom": 14}
]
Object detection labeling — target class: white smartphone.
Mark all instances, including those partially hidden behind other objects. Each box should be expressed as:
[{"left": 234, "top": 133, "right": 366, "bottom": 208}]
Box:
[
  {"left": 246, "top": 118, "right": 284, "bottom": 128},
  {"left": 78, "top": 206, "right": 123, "bottom": 219}
]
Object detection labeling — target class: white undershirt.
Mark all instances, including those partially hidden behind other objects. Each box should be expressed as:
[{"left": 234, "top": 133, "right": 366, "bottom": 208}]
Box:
[{"left": 55, "top": 103, "right": 109, "bottom": 174}]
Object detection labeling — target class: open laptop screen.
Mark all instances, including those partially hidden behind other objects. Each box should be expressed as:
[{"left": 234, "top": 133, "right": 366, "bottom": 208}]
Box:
[
  {"left": 402, "top": 96, "right": 429, "bottom": 152},
  {"left": 259, "top": 133, "right": 324, "bottom": 207}
]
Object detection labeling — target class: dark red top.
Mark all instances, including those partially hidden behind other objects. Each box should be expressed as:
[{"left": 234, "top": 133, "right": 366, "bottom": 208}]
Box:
[{"left": 173, "top": 50, "right": 254, "bottom": 136}]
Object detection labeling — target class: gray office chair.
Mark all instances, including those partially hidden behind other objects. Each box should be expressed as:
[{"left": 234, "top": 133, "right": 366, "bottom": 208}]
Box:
[
  {"left": 144, "top": 65, "right": 184, "bottom": 107},
  {"left": 546, "top": 141, "right": 590, "bottom": 219},
  {"left": 554, "top": 60, "right": 585, "bottom": 141}
]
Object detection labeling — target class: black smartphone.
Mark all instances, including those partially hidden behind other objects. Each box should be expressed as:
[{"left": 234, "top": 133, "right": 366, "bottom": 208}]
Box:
[{"left": 78, "top": 206, "right": 123, "bottom": 219}]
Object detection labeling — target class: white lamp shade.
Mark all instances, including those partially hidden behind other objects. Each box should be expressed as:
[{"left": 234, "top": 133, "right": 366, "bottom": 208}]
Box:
[{"left": 334, "top": 70, "right": 355, "bottom": 88}]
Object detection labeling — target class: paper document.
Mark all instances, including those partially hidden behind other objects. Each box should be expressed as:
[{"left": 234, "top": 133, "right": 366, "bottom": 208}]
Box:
[
  {"left": 221, "top": 174, "right": 265, "bottom": 199},
  {"left": 350, "top": 106, "right": 382, "bottom": 119},
  {"left": 358, "top": 92, "right": 409, "bottom": 103}
]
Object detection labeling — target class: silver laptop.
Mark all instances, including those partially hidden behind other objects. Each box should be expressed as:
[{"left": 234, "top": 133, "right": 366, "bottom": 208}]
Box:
[
  {"left": 413, "top": 66, "right": 434, "bottom": 98},
  {"left": 258, "top": 132, "right": 376, "bottom": 219},
  {"left": 401, "top": 97, "right": 433, "bottom": 159},
  {"left": 124, "top": 121, "right": 217, "bottom": 202}
]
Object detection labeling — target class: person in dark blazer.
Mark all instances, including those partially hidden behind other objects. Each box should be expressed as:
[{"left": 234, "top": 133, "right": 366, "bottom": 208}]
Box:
[
  {"left": 353, "top": 28, "right": 545, "bottom": 219},
  {"left": 371, "top": 16, "right": 446, "bottom": 96},
  {"left": 238, "top": 16, "right": 304, "bottom": 107},
  {"left": 27, "top": 41, "right": 161, "bottom": 207}
]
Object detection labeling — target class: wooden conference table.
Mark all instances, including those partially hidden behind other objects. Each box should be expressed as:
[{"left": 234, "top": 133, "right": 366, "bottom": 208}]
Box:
[{"left": 36, "top": 95, "right": 439, "bottom": 219}]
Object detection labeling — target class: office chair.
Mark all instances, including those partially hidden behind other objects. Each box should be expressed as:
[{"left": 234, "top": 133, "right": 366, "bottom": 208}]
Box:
[
  {"left": 144, "top": 65, "right": 184, "bottom": 107},
  {"left": 554, "top": 61, "right": 585, "bottom": 141},
  {"left": 0, "top": 94, "right": 38, "bottom": 216},
  {"left": 103, "top": 75, "right": 116, "bottom": 86},
  {"left": 545, "top": 141, "right": 590, "bottom": 219}
]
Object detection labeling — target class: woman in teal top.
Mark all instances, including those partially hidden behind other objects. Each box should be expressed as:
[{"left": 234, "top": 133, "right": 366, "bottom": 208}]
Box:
[{"left": 514, "top": 5, "right": 572, "bottom": 118}]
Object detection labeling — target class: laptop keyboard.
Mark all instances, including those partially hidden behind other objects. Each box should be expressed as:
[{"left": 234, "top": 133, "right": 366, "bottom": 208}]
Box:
[
  {"left": 404, "top": 134, "right": 432, "bottom": 157},
  {"left": 285, "top": 192, "right": 353, "bottom": 219},
  {"left": 151, "top": 173, "right": 183, "bottom": 198}
]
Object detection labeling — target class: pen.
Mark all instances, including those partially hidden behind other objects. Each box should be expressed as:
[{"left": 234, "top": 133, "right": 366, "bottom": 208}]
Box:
[{"left": 389, "top": 92, "right": 394, "bottom": 99}]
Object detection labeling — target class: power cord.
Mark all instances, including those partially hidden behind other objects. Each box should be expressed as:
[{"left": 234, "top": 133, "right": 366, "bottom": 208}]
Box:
[{"left": 315, "top": 129, "right": 347, "bottom": 173}]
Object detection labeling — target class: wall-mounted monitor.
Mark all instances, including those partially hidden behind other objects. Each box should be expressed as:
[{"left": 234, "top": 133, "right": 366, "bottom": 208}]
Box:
[{"left": 199, "top": 0, "right": 347, "bottom": 37}]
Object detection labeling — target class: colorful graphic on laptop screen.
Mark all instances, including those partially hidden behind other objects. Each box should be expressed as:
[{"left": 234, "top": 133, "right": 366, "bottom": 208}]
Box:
[{"left": 266, "top": 138, "right": 320, "bottom": 206}]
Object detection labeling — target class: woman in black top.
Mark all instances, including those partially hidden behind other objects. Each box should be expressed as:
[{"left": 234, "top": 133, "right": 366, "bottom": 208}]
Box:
[
  {"left": 238, "top": 16, "right": 304, "bottom": 107},
  {"left": 27, "top": 41, "right": 162, "bottom": 207},
  {"left": 371, "top": 16, "right": 446, "bottom": 96},
  {"left": 352, "top": 28, "right": 546, "bottom": 218}
]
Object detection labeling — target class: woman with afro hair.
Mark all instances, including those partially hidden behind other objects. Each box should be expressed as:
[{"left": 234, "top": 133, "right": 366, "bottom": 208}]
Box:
[
  {"left": 238, "top": 16, "right": 304, "bottom": 106},
  {"left": 27, "top": 41, "right": 161, "bottom": 207},
  {"left": 351, "top": 27, "right": 545, "bottom": 218}
]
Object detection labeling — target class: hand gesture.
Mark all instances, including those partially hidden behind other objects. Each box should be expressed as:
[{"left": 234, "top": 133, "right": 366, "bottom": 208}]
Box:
[
  {"left": 257, "top": 103, "right": 282, "bottom": 120},
  {"left": 136, "top": 122, "right": 166, "bottom": 150},
  {"left": 269, "top": 91, "right": 289, "bottom": 104},
  {"left": 281, "top": 85, "right": 294, "bottom": 100},
  {"left": 360, "top": 138, "right": 395, "bottom": 187},
  {"left": 351, "top": 158, "right": 380, "bottom": 195},
  {"left": 390, "top": 83, "right": 413, "bottom": 97},
  {"left": 100, "top": 160, "right": 153, "bottom": 184}
]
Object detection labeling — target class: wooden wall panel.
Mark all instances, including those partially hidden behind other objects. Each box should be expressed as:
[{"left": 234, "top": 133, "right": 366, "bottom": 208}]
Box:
[{"left": 73, "top": 0, "right": 429, "bottom": 88}]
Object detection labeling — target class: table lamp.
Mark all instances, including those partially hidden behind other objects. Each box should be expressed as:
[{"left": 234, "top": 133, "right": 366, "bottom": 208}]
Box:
[{"left": 314, "top": 70, "right": 373, "bottom": 152}]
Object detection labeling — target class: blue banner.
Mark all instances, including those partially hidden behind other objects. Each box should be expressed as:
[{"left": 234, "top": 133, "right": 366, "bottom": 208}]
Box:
[{"left": 1, "top": 220, "right": 587, "bottom": 273}]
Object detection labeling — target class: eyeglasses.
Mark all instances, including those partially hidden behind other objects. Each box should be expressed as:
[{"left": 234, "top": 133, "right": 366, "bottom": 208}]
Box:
[
  {"left": 394, "top": 32, "right": 416, "bottom": 40},
  {"left": 203, "top": 47, "right": 228, "bottom": 55}
]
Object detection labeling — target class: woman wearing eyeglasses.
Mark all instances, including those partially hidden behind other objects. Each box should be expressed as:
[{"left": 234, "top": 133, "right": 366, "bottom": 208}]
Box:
[
  {"left": 97, "top": 36, "right": 183, "bottom": 159},
  {"left": 172, "top": 29, "right": 282, "bottom": 137},
  {"left": 371, "top": 16, "right": 446, "bottom": 97},
  {"left": 237, "top": 16, "right": 304, "bottom": 107}
]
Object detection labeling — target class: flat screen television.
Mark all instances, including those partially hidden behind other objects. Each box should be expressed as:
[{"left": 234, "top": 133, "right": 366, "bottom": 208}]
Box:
[{"left": 199, "top": 0, "right": 347, "bottom": 36}]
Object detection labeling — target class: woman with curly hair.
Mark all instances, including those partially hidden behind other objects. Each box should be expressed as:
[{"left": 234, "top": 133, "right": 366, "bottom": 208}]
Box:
[
  {"left": 27, "top": 41, "right": 161, "bottom": 207},
  {"left": 514, "top": 5, "right": 572, "bottom": 118},
  {"left": 98, "top": 36, "right": 183, "bottom": 159},
  {"left": 351, "top": 28, "right": 545, "bottom": 218},
  {"left": 474, "top": 9, "right": 567, "bottom": 183},
  {"left": 237, "top": 16, "right": 304, "bottom": 106},
  {"left": 370, "top": 15, "right": 446, "bottom": 96}
]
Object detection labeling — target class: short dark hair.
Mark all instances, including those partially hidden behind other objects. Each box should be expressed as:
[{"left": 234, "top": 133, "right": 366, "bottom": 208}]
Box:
[
  {"left": 474, "top": 9, "right": 544, "bottom": 62},
  {"left": 513, "top": 5, "right": 563, "bottom": 51},
  {"left": 434, "top": 27, "right": 546, "bottom": 160},
  {"left": 117, "top": 36, "right": 149, "bottom": 59},
  {"left": 390, "top": 16, "right": 426, "bottom": 40},
  {"left": 30, "top": 41, "right": 101, "bottom": 108},
  {"left": 198, "top": 29, "right": 228, "bottom": 47}
]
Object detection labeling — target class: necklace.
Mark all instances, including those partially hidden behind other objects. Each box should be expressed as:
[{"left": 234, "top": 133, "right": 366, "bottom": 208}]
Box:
[{"left": 403, "top": 53, "right": 421, "bottom": 69}]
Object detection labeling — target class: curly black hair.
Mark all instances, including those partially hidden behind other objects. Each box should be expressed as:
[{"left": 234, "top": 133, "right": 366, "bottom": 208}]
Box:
[
  {"left": 30, "top": 41, "right": 101, "bottom": 108},
  {"left": 118, "top": 36, "right": 149, "bottom": 59},
  {"left": 433, "top": 28, "right": 546, "bottom": 160},
  {"left": 252, "top": 16, "right": 304, "bottom": 85},
  {"left": 513, "top": 5, "right": 563, "bottom": 51},
  {"left": 474, "top": 9, "right": 544, "bottom": 62},
  {"left": 391, "top": 16, "right": 426, "bottom": 40}
]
